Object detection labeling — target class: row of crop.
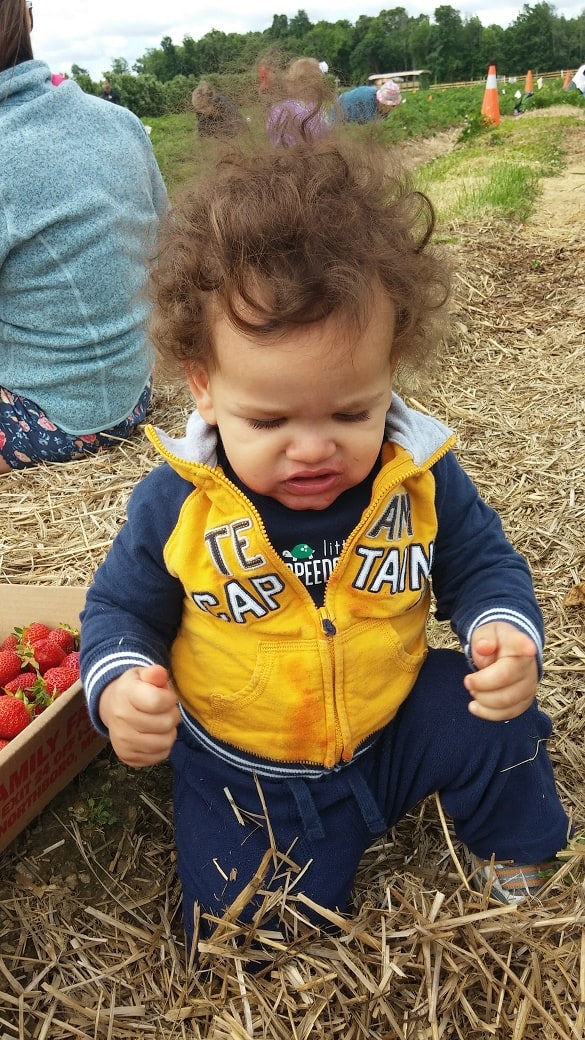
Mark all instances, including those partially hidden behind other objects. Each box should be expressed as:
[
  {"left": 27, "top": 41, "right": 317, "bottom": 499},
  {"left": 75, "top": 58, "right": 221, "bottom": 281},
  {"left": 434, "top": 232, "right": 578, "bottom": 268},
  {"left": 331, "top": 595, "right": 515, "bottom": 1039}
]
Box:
[{"left": 73, "top": 68, "right": 583, "bottom": 121}]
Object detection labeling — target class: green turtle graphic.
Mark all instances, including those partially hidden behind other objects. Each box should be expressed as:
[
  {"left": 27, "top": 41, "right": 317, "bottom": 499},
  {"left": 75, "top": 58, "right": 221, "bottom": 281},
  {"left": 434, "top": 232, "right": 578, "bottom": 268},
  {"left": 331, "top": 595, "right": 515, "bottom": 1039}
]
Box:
[{"left": 282, "top": 543, "right": 315, "bottom": 561}]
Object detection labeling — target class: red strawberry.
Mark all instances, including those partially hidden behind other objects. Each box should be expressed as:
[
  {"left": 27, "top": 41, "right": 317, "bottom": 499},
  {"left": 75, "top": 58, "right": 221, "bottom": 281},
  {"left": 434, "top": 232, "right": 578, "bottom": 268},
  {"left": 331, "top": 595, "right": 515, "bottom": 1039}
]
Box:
[
  {"left": 0, "top": 695, "right": 31, "bottom": 738},
  {"left": 18, "top": 622, "right": 51, "bottom": 646},
  {"left": 63, "top": 651, "right": 80, "bottom": 672},
  {"left": 0, "top": 649, "right": 24, "bottom": 687},
  {"left": 22, "top": 637, "right": 66, "bottom": 675},
  {"left": 0, "top": 633, "right": 18, "bottom": 652},
  {"left": 42, "top": 666, "right": 79, "bottom": 696},
  {"left": 0, "top": 739, "right": 10, "bottom": 751},
  {"left": 47, "top": 627, "right": 77, "bottom": 654},
  {"left": 3, "top": 672, "right": 42, "bottom": 696}
]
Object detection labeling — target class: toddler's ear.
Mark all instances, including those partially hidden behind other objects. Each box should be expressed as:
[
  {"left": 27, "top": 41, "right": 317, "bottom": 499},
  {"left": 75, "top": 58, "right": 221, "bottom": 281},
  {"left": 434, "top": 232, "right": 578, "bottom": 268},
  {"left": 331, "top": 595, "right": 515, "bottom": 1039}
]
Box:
[{"left": 187, "top": 367, "right": 216, "bottom": 425}]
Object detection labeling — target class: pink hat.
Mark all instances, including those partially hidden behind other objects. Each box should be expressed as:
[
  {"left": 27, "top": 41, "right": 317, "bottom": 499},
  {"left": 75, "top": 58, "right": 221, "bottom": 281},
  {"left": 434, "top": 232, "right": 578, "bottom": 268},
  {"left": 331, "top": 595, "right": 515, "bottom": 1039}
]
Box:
[{"left": 376, "top": 80, "right": 401, "bottom": 108}]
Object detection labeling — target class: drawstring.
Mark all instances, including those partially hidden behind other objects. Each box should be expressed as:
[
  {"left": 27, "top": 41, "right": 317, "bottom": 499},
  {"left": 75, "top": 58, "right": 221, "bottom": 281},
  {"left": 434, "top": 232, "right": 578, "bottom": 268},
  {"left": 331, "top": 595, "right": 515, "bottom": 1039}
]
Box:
[
  {"left": 286, "top": 769, "right": 387, "bottom": 840},
  {"left": 345, "top": 769, "right": 387, "bottom": 834},
  {"left": 286, "top": 779, "right": 326, "bottom": 840}
]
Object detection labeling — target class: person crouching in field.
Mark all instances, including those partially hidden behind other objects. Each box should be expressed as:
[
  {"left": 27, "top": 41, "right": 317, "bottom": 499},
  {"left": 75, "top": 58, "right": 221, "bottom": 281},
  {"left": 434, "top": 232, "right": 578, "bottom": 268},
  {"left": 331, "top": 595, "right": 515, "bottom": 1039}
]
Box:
[
  {"left": 191, "top": 80, "right": 247, "bottom": 139},
  {"left": 339, "top": 78, "right": 402, "bottom": 123},
  {"left": 80, "top": 131, "right": 570, "bottom": 952}
]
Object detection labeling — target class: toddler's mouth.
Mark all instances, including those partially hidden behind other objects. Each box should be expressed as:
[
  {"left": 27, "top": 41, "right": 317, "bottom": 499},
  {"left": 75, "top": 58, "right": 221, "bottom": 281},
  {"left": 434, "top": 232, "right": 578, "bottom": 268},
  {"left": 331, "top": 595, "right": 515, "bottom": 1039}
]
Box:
[{"left": 284, "top": 471, "right": 340, "bottom": 495}]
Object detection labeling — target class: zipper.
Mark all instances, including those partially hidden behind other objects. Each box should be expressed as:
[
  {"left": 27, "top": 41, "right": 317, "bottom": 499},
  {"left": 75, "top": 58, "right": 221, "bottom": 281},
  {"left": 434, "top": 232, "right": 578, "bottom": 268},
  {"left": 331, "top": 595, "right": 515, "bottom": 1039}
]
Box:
[
  {"left": 149, "top": 430, "right": 342, "bottom": 766},
  {"left": 318, "top": 607, "right": 342, "bottom": 761},
  {"left": 317, "top": 436, "right": 455, "bottom": 762}
]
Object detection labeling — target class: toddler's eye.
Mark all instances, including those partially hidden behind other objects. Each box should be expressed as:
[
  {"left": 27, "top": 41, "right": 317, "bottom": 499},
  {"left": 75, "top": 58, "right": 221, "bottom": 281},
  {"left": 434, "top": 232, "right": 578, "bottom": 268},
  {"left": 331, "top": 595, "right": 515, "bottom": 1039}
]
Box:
[
  {"left": 335, "top": 411, "right": 371, "bottom": 423},
  {"left": 248, "top": 417, "right": 285, "bottom": 430}
]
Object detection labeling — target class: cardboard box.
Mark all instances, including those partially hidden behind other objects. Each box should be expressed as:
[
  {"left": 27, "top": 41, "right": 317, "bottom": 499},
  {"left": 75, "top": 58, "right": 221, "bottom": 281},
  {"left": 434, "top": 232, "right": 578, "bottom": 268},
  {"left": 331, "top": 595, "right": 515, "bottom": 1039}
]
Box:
[{"left": 0, "top": 585, "right": 107, "bottom": 853}]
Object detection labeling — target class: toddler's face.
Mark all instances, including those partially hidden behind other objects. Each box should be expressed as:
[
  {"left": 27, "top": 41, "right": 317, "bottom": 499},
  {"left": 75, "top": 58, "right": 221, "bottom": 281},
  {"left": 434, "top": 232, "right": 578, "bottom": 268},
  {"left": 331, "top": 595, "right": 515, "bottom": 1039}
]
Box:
[{"left": 189, "top": 293, "right": 396, "bottom": 511}]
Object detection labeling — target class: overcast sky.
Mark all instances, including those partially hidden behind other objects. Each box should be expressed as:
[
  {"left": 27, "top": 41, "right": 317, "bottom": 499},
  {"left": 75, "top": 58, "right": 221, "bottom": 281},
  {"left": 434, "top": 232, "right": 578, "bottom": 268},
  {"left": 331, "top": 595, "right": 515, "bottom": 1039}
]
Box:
[{"left": 32, "top": 0, "right": 584, "bottom": 80}]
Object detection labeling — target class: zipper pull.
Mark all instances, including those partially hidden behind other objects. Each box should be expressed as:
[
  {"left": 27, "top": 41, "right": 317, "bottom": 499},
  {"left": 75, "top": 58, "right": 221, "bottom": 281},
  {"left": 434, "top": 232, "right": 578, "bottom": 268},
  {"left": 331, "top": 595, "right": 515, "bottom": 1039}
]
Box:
[{"left": 322, "top": 618, "right": 336, "bottom": 636}]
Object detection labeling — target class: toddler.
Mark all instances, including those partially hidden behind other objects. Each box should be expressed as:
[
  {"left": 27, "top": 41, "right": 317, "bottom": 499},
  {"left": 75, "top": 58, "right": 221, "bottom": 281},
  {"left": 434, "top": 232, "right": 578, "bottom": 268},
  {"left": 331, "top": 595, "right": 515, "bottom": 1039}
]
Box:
[{"left": 80, "top": 135, "right": 569, "bottom": 948}]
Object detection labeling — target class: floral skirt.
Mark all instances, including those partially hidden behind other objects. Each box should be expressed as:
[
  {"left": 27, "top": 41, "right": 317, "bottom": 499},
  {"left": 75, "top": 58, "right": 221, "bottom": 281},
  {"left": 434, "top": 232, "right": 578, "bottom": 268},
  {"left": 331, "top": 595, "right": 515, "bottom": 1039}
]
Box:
[{"left": 0, "top": 378, "right": 152, "bottom": 470}]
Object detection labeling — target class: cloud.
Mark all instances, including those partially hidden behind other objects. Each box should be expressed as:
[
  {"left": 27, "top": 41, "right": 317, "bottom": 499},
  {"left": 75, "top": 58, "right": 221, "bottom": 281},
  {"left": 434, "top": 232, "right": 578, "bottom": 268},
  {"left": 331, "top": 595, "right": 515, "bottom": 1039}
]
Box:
[{"left": 32, "top": 0, "right": 584, "bottom": 80}]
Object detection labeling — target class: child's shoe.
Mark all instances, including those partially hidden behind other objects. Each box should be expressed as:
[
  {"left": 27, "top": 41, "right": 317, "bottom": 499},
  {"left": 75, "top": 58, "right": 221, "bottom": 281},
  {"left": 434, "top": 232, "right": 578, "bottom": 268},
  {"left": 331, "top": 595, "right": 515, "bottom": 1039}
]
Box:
[{"left": 467, "top": 853, "right": 559, "bottom": 905}]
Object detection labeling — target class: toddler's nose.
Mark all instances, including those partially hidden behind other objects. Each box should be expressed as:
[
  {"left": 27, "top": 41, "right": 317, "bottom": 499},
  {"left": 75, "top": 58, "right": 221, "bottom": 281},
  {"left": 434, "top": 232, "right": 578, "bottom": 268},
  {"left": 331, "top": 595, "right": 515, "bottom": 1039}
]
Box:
[{"left": 286, "top": 431, "right": 336, "bottom": 464}]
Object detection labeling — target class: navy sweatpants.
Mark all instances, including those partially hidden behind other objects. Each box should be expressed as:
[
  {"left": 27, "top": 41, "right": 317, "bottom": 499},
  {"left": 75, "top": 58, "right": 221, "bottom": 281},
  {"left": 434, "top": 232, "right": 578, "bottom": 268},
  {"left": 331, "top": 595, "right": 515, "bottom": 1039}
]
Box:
[{"left": 170, "top": 649, "right": 569, "bottom": 943}]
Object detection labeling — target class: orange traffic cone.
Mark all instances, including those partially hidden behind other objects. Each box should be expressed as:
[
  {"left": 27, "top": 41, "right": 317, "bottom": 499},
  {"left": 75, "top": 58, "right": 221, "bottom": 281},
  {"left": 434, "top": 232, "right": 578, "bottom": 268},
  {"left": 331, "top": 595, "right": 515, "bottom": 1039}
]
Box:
[
  {"left": 524, "top": 69, "right": 534, "bottom": 94},
  {"left": 481, "top": 65, "right": 500, "bottom": 126},
  {"left": 563, "top": 70, "right": 572, "bottom": 89}
]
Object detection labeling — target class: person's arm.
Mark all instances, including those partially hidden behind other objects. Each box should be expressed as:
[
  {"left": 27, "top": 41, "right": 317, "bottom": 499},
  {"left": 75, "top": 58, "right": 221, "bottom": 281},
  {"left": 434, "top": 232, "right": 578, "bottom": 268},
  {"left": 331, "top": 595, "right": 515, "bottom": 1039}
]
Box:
[
  {"left": 431, "top": 450, "right": 543, "bottom": 720},
  {"left": 149, "top": 152, "right": 169, "bottom": 220},
  {"left": 431, "top": 450, "right": 543, "bottom": 655},
  {"left": 79, "top": 464, "right": 189, "bottom": 735},
  {"left": 0, "top": 206, "right": 10, "bottom": 270}
]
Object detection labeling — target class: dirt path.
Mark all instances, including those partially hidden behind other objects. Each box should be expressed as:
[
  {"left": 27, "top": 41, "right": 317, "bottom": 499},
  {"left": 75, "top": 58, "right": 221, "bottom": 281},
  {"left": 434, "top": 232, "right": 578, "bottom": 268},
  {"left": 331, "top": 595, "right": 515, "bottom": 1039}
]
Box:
[
  {"left": 396, "top": 125, "right": 461, "bottom": 170},
  {"left": 523, "top": 109, "right": 585, "bottom": 240}
]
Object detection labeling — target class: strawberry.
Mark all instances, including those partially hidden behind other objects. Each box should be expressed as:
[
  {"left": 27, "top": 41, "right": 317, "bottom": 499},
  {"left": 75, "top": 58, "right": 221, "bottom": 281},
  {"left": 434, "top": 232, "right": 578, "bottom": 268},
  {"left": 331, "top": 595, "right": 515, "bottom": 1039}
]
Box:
[
  {"left": 0, "top": 649, "right": 24, "bottom": 687},
  {"left": 3, "top": 672, "right": 42, "bottom": 696},
  {"left": 21, "top": 637, "right": 66, "bottom": 676},
  {"left": 18, "top": 622, "right": 51, "bottom": 647},
  {"left": 0, "top": 633, "right": 18, "bottom": 652},
  {"left": 47, "top": 627, "right": 76, "bottom": 655},
  {"left": 0, "top": 739, "right": 10, "bottom": 751},
  {"left": 63, "top": 651, "right": 80, "bottom": 672},
  {"left": 42, "top": 666, "right": 79, "bottom": 696},
  {"left": 0, "top": 695, "right": 31, "bottom": 738}
]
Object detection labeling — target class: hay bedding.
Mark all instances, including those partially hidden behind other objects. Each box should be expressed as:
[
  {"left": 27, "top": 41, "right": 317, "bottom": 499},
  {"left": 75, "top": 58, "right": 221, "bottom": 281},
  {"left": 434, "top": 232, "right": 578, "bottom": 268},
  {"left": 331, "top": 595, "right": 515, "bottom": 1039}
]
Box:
[{"left": 1, "top": 125, "right": 584, "bottom": 1039}]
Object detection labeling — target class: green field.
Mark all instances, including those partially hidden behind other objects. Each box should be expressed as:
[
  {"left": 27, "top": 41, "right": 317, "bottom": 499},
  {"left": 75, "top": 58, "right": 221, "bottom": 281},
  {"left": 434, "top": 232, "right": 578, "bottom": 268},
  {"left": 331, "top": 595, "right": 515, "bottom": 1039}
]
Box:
[{"left": 147, "top": 81, "right": 583, "bottom": 224}]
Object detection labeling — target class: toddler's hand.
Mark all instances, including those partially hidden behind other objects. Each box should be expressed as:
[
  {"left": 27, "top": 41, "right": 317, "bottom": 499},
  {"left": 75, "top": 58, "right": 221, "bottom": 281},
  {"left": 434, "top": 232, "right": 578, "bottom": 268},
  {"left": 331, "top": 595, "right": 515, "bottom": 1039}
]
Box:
[
  {"left": 464, "top": 621, "right": 538, "bottom": 722},
  {"left": 98, "top": 664, "right": 181, "bottom": 767}
]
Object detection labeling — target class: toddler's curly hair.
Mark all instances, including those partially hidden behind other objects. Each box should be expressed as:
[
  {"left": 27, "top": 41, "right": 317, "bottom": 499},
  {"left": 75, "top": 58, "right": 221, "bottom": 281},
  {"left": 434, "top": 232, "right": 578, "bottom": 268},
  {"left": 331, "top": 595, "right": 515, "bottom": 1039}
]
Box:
[{"left": 149, "top": 135, "right": 450, "bottom": 375}]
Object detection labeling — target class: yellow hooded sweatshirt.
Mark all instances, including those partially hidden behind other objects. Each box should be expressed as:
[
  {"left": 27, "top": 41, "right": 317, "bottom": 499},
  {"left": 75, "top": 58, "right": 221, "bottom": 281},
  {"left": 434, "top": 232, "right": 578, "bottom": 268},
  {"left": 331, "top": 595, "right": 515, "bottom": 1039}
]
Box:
[{"left": 147, "top": 420, "right": 453, "bottom": 770}]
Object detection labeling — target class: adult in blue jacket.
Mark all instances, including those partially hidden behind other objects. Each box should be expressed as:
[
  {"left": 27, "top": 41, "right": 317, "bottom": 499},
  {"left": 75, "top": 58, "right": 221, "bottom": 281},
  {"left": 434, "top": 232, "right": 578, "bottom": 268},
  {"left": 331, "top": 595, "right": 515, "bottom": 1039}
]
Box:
[
  {"left": 0, "top": 0, "right": 168, "bottom": 471},
  {"left": 339, "top": 80, "right": 402, "bottom": 123}
]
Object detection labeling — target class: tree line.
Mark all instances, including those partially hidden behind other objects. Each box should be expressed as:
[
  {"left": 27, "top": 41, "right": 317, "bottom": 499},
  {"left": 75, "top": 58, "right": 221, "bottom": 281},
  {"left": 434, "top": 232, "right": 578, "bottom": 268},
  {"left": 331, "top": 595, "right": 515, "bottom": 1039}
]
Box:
[{"left": 71, "top": 2, "right": 585, "bottom": 117}]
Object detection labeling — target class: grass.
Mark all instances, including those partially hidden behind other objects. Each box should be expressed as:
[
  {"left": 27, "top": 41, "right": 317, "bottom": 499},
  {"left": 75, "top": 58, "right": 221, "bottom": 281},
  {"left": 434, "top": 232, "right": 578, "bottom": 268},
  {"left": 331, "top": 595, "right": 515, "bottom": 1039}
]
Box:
[
  {"left": 388, "top": 80, "right": 581, "bottom": 224},
  {"left": 455, "top": 162, "right": 540, "bottom": 222},
  {"left": 143, "top": 112, "right": 201, "bottom": 195},
  {"left": 383, "top": 84, "right": 485, "bottom": 143}
]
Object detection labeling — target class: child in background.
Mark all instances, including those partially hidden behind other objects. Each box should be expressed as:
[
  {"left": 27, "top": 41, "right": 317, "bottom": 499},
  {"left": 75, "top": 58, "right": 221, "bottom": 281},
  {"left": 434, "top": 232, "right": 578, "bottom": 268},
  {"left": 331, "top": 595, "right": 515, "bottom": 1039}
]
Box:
[
  {"left": 80, "top": 134, "right": 569, "bottom": 948},
  {"left": 266, "top": 57, "right": 333, "bottom": 145}
]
